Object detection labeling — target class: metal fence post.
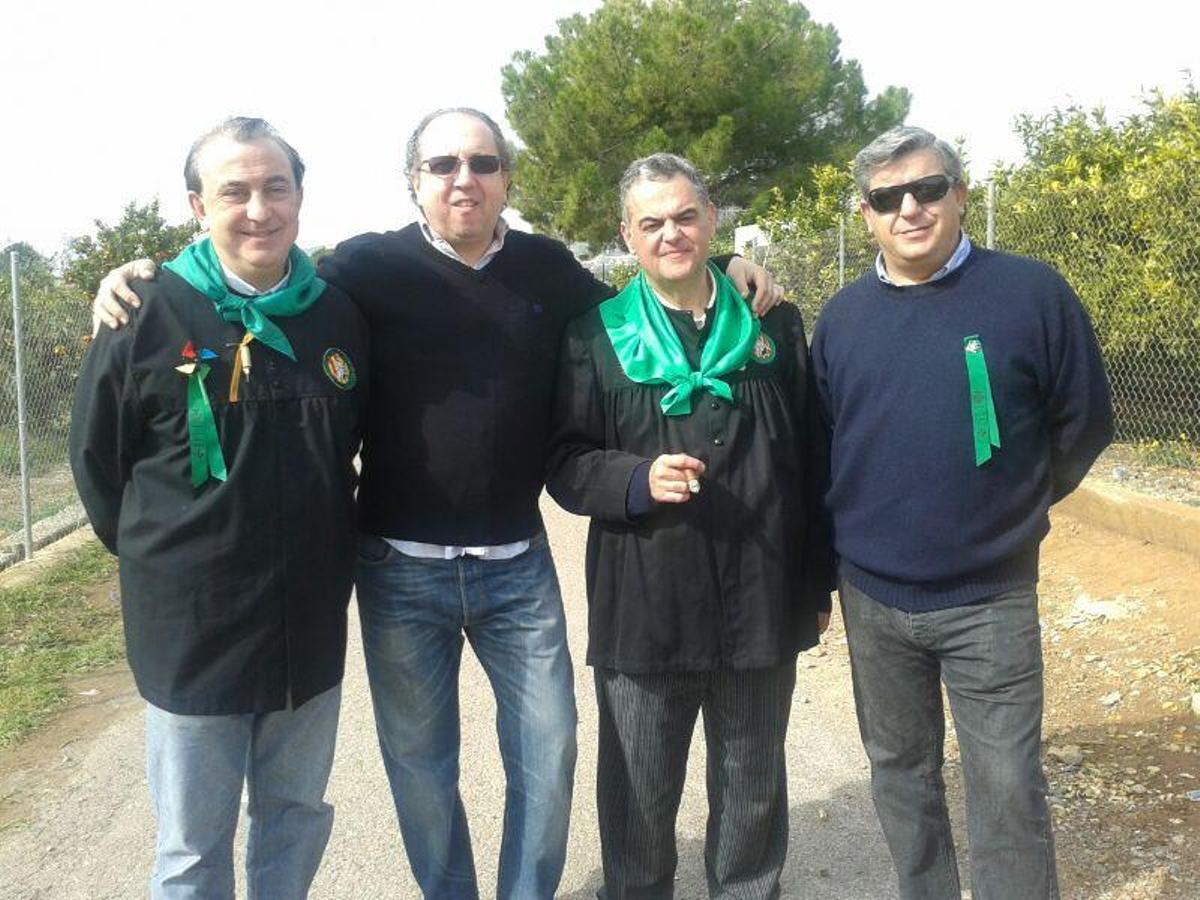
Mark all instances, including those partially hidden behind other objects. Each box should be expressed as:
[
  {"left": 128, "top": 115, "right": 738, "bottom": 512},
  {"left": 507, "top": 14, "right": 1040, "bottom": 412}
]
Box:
[
  {"left": 10, "top": 249, "right": 35, "bottom": 560},
  {"left": 838, "top": 215, "right": 846, "bottom": 289},
  {"left": 986, "top": 181, "right": 996, "bottom": 250}
]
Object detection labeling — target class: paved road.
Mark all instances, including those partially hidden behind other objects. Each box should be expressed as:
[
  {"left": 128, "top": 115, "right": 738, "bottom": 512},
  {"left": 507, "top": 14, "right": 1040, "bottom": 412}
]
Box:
[{"left": 0, "top": 500, "right": 896, "bottom": 899}]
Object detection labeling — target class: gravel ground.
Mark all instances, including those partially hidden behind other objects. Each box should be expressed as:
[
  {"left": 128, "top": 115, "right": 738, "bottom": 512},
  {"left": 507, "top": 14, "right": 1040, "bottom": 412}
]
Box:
[
  {"left": 4, "top": 490, "right": 1194, "bottom": 898},
  {"left": 0, "top": 499, "right": 897, "bottom": 899},
  {"left": 1089, "top": 446, "right": 1200, "bottom": 507}
]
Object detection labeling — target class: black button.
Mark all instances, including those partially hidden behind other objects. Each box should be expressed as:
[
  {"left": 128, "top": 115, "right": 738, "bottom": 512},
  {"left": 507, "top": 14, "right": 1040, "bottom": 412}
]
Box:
[{"left": 712, "top": 437, "right": 724, "bottom": 446}]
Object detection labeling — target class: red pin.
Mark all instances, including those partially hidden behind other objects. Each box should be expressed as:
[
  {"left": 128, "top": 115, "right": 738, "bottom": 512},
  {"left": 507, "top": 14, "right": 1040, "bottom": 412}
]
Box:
[{"left": 181, "top": 340, "right": 197, "bottom": 360}]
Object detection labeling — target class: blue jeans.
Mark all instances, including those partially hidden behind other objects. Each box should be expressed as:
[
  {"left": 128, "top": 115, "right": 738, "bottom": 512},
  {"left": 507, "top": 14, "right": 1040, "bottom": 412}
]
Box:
[
  {"left": 355, "top": 532, "right": 578, "bottom": 900},
  {"left": 145, "top": 684, "right": 341, "bottom": 900},
  {"left": 839, "top": 580, "right": 1058, "bottom": 900}
]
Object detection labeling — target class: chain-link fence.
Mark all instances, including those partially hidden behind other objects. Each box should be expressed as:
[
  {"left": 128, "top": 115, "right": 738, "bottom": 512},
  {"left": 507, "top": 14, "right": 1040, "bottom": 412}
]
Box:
[
  {"left": 4, "top": 163, "right": 1198, "bottom": 559},
  {"left": 1, "top": 250, "right": 92, "bottom": 564},
  {"left": 754, "top": 164, "right": 1200, "bottom": 451}
]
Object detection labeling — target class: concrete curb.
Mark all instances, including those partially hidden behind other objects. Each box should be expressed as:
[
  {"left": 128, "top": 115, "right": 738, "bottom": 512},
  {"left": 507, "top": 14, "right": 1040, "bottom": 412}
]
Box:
[
  {"left": 0, "top": 503, "right": 91, "bottom": 573},
  {"left": 1056, "top": 478, "right": 1200, "bottom": 560}
]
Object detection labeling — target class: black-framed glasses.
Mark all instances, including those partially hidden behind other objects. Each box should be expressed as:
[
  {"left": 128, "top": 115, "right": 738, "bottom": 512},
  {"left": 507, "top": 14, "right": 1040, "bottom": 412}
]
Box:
[
  {"left": 419, "top": 154, "right": 506, "bottom": 177},
  {"left": 866, "top": 174, "right": 955, "bottom": 213}
]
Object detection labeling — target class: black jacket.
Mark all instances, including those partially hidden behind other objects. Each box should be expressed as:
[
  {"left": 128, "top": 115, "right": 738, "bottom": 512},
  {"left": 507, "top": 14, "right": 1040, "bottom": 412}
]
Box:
[
  {"left": 69, "top": 270, "right": 369, "bottom": 714},
  {"left": 547, "top": 300, "right": 834, "bottom": 674}
]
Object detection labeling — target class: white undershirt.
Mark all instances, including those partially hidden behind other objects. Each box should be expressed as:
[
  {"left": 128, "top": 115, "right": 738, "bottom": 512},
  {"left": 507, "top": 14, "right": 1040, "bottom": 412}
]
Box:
[
  {"left": 649, "top": 269, "right": 717, "bottom": 328},
  {"left": 221, "top": 262, "right": 290, "bottom": 296}
]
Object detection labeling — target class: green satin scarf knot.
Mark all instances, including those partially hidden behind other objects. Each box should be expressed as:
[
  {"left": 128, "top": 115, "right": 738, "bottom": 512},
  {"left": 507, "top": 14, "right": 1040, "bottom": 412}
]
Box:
[
  {"left": 600, "top": 265, "right": 759, "bottom": 417},
  {"left": 162, "top": 237, "right": 325, "bottom": 360}
]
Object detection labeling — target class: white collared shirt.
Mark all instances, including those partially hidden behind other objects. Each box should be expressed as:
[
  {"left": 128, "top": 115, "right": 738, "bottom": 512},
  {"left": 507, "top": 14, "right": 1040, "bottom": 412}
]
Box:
[
  {"left": 418, "top": 216, "right": 510, "bottom": 270},
  {"left": 875, "top": 232, "right": 973, "bottom": 286}
]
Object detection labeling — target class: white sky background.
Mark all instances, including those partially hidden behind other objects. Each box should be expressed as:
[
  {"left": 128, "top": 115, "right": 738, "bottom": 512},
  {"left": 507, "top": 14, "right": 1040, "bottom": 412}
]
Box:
[{"left": 3, "top": 0, "right": 1196, "bottom": 257}]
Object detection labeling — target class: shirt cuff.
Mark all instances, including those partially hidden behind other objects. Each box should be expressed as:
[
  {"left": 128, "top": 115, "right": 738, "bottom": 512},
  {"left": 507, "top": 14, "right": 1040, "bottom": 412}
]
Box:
[{"left": 625, "top": 460, "right": 655, "bottom": 519}]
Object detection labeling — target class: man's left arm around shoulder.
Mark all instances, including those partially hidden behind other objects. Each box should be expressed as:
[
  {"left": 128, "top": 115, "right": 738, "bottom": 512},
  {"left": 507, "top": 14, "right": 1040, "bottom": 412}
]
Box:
[{"left": 1045, "top": 277, "right": 1116, "bottom": 503}]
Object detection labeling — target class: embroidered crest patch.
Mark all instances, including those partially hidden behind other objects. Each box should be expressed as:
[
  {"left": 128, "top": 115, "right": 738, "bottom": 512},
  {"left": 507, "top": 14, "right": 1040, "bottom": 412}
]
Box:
[
  {"left": 751, "top": 332, "right": 776, "bottom": 364},
  {"left": 322, "top": 348, "right": 357, "bottom": 390}
]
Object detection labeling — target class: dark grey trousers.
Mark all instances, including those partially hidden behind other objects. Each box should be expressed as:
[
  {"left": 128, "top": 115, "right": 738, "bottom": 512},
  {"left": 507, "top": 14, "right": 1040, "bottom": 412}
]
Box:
[
  {"left": 839, "top": 579, "right": 1059, "bottom": 900},
  {"left": 594, "top": 664, "right": 796, "bottom": 900}
]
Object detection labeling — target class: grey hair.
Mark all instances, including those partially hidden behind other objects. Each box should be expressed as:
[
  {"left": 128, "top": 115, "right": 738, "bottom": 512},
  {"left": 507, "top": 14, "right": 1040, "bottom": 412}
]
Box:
[
  {"left": 618, "top": 153, "right": 711, "bottom": 222},
  {"left": 404, "top": 107, "right": 513, "bottom": 203},
  {"left": 184, "top": 116, "right": 305, "bottom": 193},
  {"left": 852, "top": 126, "right": 964, "bottom": 195}
]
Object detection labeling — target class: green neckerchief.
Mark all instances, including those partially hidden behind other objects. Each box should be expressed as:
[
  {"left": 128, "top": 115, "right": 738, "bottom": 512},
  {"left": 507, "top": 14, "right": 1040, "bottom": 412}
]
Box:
[
  {"left": 600, "top": 264, "right": 760, "bottom": 416},
  {"left": 162, "top": 237, "right": 325, "bottom": 360}
]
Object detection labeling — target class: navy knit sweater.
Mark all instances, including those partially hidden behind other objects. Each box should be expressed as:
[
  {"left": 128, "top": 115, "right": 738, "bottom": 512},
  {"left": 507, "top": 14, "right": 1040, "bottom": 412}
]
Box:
[{"left": 810, "top": 247, "right": 1113, "bottom": 611}]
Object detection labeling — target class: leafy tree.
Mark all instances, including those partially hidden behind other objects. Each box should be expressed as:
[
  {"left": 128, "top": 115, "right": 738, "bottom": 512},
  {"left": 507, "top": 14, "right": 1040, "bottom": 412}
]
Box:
[
  {"left": 758, "top": 163, "right": 870, "bottom": 325},
  {"left": 759, "top": 84, "right": 1200, "bottom": 445},
  {"left": 501, "top": 0, "right": 909, "bottom": 248},
  {"left": 1, "top": 243, "right": 89, "bottom": 463},
  {"left": 63, "top": 200, "right": 198, "bottom": 300},
  {"left": 991, "top": 86, "right": 1200, "bottom": 441}
]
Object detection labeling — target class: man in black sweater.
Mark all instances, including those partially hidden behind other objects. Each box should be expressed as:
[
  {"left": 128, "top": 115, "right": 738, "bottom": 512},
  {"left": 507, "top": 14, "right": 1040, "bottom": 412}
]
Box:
[
  {"left": 810, "top": 126, "right": 1113, "bottom": 900},
  {"left": 89, "top": 108, "right": 781, "bottom": 899}
]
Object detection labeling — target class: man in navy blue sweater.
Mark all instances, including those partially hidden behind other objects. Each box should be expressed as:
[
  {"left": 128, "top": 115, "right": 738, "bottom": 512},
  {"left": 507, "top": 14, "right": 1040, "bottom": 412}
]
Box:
[{"left": 810, "top": 126, "right": 1113, "bottom": 900}]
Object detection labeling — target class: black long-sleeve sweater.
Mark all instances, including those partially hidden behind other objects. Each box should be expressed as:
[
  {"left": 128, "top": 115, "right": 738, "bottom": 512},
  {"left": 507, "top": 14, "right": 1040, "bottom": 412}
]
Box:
[
  {"left": 319, "top": 224, "right": 610, "bottom": 544},
  {"left": 810, "top": 247, "right": 1114, "bottom": 612}
]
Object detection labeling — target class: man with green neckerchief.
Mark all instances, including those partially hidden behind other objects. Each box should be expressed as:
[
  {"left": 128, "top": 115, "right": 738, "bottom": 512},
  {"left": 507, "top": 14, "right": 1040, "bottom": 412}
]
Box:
[
  {"left": 810, "top": 126, "right": 1113, "bottom": 900},
  {"left": 69, "top": 117, "right": 368, "bottom": 898},
  {"left": 546, "top": 153, "right": 834, "bottom": 897}
]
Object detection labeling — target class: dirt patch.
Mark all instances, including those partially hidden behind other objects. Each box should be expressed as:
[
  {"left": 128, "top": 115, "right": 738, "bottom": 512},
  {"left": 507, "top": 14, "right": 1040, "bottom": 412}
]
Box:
[
  {"left": 940, "top": 512, "right": 1200, "bottom": 899},
  {"left": 0, "top": 660, "right": 137, "bottom": 835},
  {"left": 0, "top": 507, "right": 1197, "bottom": 896}
]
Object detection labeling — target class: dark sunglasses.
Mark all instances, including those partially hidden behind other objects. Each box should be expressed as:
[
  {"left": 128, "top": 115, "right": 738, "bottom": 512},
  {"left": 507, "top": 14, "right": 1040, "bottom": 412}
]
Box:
[
  {"left": 866, "top": 174, "right": 955, "bottom": 213},
  {"left": 419, "top": 154, "right": 506, "bottom": 177}
]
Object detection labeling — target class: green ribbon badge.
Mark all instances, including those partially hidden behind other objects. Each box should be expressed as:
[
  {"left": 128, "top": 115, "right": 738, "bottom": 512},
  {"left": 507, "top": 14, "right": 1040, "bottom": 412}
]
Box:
[
  {"left": 963, "top": 334, "right": 1001, "bottom": 467},
  {"left": 185, "top": 362, "right": 228, "bottom": 488}
]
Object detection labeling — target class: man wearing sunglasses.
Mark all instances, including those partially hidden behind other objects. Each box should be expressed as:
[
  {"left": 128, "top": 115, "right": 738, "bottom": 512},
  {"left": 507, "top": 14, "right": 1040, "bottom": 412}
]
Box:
[
  {"left": 810, "top": 126, "right": 1113, "bottom": 900},
  {"left": 90, "top": 107, "right": 781, "bottom": 899}
]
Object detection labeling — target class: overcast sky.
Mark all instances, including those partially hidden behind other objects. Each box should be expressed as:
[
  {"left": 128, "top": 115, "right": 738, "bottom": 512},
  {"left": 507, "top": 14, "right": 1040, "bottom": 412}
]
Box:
[{"left": 3, "top": 0, "right": 1195, "bottom": 257}]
